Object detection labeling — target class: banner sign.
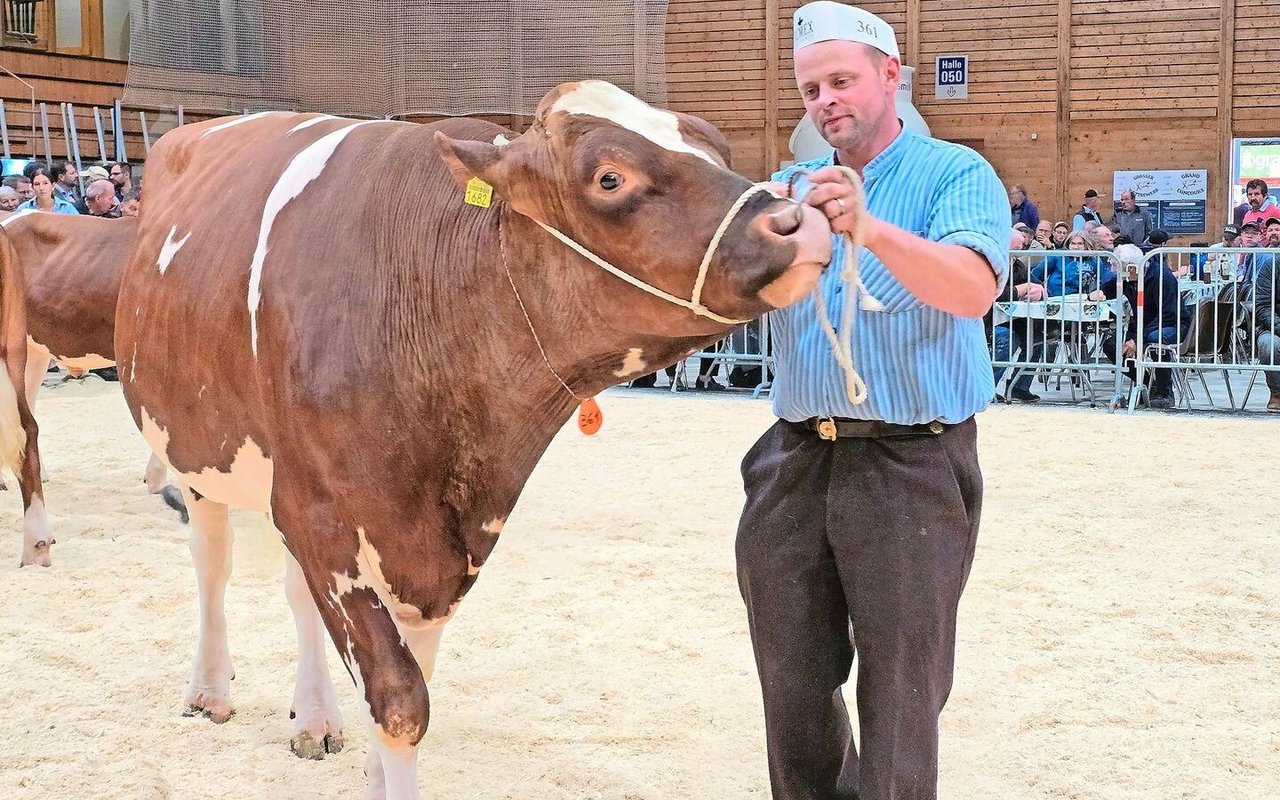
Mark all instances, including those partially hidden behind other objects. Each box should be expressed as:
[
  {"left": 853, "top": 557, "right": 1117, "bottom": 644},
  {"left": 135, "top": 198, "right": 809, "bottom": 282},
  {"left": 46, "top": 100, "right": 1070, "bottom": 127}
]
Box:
[{"left": 1112, "top": 169, "right": 1207, "bottom": 234}]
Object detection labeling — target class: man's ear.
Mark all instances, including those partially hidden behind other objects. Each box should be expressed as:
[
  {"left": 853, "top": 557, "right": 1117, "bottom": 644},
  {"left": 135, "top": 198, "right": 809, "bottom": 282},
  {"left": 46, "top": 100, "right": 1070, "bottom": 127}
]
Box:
[{"left": 435, "top": 132, "right": 504, "bottom": 190}]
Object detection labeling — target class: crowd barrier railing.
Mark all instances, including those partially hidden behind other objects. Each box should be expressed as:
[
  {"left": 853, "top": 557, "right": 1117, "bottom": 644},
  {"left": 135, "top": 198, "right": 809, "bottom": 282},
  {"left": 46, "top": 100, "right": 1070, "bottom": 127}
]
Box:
[
  {"left": 674, "top": 316, "right": 774, "bottom": 397},
  {"left": 1130, "top": 246, "right": 1280, "bottom": 412},
  {"left": 989, "top": 249, "right": 1127, "bottom": 407}
]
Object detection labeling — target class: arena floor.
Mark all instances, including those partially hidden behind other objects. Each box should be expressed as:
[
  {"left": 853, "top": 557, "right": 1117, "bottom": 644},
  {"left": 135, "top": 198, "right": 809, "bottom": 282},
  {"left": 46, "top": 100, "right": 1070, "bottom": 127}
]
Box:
[{"left": 0, "top": 380, "right": 1275, "bottom": 799}]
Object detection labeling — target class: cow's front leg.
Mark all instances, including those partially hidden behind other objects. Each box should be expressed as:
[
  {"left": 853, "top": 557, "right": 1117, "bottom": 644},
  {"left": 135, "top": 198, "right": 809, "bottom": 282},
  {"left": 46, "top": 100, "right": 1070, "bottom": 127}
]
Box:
[
  {"left": 142, "top": 452, "right": 167, "bottom": 494},
  {"left": 284, "top": 550, "right": 344, "bottom": 759},
  {"left": 181, "top": 484, "right": 235, "bottom": 722}
]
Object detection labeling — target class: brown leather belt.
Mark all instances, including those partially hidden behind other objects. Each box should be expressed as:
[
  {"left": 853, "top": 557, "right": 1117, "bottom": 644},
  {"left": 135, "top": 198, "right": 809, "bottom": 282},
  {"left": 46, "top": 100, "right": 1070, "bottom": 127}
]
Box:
[{"left": 801, "top": 416, "right": 946, "bottom": 441}]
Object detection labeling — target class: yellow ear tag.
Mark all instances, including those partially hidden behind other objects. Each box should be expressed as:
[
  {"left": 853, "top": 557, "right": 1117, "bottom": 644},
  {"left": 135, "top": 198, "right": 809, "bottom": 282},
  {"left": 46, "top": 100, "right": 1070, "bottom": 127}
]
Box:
[{"left": 464, "top": 177, "right": 493, "bottom": 208}]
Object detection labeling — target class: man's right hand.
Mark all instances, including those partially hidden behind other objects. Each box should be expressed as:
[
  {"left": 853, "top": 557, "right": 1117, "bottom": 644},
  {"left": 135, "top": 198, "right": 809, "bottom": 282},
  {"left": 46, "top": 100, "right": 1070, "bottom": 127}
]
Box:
[{"left": 1018, "top": 283, "right": 1046, "bottom": 302}]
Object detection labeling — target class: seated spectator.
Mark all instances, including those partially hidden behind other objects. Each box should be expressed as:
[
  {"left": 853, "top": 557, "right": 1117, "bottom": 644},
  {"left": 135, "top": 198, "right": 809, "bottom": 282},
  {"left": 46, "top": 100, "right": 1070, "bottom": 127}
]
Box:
[
  {"left": 1205, "top": 225, "right": 1240, "bottom": 281},
  {"left": 120, "top": 189, "right": 140, "bottom": 217},
  {"left": 2, "top": 174, "right": 33, "bottom": 202},
  {"left": 0, "top": 186, "right": 19, "bottom": 212},
  {"left": 1013, "top": 222, "right": 1035, "bottom": 250},
  {"left": 1140, "top": 229, "right": 1171, "bottom": 254},
  {"left": 1031, "top": 230, "right": 1101, "bottom": 297},
  {"left": 1033, "top": 219, "right": 1054, "bottom": 249},
  {"left": 17, "top": 167, "right": 79, "bottom": 214},
  {"left": 1051, "top": 221, "right": 1070, "bottom": 249},
  {"left": 1247, "top": 238, "right": 1280, "bottom": 412},
  {"left": 1238, "top": 222, "right": 1264, "bottom": 285},
  {"left": 1084, "top": 220, "right": 1116, "bottom": 251},
  {"left": 1098, "top": 243, "right": 1187, "bottom": 409},
  {"left": 990, "top": 227, "right": 1048, "bottom": 403},
  {"left": 84, "top": 179, "right": 122, "bottom": 218}
]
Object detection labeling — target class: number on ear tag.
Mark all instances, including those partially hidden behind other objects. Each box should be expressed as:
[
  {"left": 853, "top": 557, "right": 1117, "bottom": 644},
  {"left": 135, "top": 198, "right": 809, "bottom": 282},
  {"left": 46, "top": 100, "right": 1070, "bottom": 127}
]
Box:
[
  {"left": 464, "top": 177, "right": 493, "bottom": 208},
  {"left": 577, "top": 397, "right": 603, "bottom": 436}
]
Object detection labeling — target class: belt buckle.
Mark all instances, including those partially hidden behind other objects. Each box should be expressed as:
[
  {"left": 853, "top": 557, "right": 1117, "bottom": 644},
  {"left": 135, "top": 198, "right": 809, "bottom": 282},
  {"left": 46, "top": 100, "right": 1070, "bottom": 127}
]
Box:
[
  {"left": 928, "top": 421, "right": 944, "bottom": 434},
  {"left": 816, "top": 417, "right": 838, "bottom": 441}
]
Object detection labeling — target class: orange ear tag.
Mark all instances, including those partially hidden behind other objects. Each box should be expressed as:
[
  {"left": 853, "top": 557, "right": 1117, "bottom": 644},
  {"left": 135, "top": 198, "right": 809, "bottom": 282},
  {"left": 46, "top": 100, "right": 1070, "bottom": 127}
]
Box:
[{"left": 577, "top": 397, "right": 603, "bottom": 435}]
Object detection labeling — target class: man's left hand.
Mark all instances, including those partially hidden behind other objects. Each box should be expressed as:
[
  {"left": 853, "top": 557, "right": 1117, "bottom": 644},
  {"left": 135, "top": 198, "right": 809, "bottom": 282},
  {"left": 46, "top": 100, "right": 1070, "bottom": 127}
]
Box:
[{"left": 799, "top": 166, "right": 866, "bottom": 239}]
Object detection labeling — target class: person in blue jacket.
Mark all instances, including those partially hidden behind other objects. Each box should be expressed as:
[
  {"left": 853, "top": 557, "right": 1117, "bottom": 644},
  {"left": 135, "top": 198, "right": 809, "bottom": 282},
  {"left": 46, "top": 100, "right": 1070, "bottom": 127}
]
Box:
[{"left": 16, "top": 167, "right": 80, "bottom": 215}]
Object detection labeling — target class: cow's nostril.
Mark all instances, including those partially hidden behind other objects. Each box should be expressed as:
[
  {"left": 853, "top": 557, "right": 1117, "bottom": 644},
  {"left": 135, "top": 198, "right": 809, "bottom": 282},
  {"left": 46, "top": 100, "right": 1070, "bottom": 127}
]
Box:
[{"left": 764, "top": 204, "right": 804, "bottom": 238}]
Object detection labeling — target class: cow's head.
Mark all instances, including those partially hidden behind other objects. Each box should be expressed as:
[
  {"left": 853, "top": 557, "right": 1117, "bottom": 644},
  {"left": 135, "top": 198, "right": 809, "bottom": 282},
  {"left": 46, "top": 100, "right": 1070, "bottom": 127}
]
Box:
[{"left": 435, "top": 81, "right": 830, "bottom": 334}]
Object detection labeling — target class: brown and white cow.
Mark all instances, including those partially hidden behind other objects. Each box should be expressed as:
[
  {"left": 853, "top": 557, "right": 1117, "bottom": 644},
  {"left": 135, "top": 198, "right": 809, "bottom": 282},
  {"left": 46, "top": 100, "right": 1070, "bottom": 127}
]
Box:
[
  {"left": 0, "top": 211, "right": 172, "bottom": 565},
  {"left": 111, "top": 81, "right": 830, "bottom": 797}
]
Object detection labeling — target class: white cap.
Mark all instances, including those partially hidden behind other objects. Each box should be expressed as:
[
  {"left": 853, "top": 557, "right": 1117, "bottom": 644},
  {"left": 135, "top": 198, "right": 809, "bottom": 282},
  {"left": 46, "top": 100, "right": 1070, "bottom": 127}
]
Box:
[{"left": 793, "top": 1, "right": 900, "bottom": 60}]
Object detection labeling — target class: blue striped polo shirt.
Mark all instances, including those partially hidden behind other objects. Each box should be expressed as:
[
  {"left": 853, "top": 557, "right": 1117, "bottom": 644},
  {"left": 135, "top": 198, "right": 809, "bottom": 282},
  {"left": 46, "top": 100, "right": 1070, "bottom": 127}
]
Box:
[{"left": 770, "top": 127, "right": 1009, "bottom": 425}]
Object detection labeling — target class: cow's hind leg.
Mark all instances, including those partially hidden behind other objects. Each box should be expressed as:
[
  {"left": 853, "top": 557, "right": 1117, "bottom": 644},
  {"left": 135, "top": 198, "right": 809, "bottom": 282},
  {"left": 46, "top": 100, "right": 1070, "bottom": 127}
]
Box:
[
  {"left": 181, "top": 484, "right": 236, "bottom": 723},
  {"left": 285, "top": 550, "right": 344, "bottom": 759}
]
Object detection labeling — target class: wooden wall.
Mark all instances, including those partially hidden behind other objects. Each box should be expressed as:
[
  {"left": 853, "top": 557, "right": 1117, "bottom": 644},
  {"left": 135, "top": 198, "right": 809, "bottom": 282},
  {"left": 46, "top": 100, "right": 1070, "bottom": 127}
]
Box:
[{"left": 0, "top": 1, "right": 1275, "bottom": 235}]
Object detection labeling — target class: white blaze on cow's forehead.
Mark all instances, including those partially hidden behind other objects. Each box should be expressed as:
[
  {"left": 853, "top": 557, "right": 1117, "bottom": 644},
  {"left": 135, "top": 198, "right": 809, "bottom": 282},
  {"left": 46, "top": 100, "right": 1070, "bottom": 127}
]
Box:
[
  {"left": 612, "top": 347, "right": 648, "bottom": 378},
  {"left": 0, "top": 208, "right": 36, "bottom": 227},
  {"left": 200, "top": 111, "right": 283, "bottom": 138},
  {"left": 139, "top": 408, "right": 274, "bottom": 513},
  {"left": 158, "top": 225, "right": 191, "bottom": 275},
  {"left": 248, "top": 119, "right": 381, "bottom": 357},
  {"left": 289, "top": 115, "right": 339, "bottom": 134},
  {"left": 550, "top": 81, "right": 718, "bottom": 165}
]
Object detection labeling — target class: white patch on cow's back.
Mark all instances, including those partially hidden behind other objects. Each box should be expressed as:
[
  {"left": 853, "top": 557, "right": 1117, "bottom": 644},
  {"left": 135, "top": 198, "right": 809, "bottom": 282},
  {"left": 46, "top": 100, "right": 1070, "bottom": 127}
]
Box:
[
  {"left": 248, "top": 119, "right": 382, "bottom": 357},
  {"left": 200, "top": 111, "right": 282, "bottom": 138},
  {"left": 139, "top": 408, "right": 274, "bottom": 513},
  {"left": 289, "top": 115, "right": 338, "bottom": 134},
  {"left": 492, "top": 134, "right": 510, "bottom": 146},
  {"left": 0, "top": 208, "right": 36, "bottom": 227},
  {"left": 550, "top": 81, "right": 716, "bottom": 165},
  {"left": 482, "top": 517, "right": 505, "bottom": 535},
  {"left": 158, "top": 225, "right": 191, "bottom": 275},
  {"left": 612, "top": 347, "right": 648, "bottom": 378}
]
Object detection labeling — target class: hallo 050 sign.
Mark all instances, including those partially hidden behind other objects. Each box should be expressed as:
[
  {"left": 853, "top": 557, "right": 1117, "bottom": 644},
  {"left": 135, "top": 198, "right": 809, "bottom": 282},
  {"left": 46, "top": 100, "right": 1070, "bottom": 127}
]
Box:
[{"left": 935, "top": 55, "right": 968, "bottom": 100}]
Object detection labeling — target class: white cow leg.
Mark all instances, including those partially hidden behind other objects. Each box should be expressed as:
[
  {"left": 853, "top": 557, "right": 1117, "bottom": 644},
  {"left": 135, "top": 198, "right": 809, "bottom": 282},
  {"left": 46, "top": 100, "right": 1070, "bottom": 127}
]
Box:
[
  {"left": 142, "top": 452, "right": 167, "bottom": 494},
  {"left": 182, "top": 484, "right": 236, "bottom": 723},
  {"left": 285, "top": 551, "right": 345, "bottom": 759}
]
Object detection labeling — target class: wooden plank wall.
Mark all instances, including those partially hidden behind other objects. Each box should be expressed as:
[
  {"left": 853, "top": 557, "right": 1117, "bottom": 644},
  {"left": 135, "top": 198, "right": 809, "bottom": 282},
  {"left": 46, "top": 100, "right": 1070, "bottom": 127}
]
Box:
[{"left": 0, "top": 1, "right": 1274, "bottom": 233}]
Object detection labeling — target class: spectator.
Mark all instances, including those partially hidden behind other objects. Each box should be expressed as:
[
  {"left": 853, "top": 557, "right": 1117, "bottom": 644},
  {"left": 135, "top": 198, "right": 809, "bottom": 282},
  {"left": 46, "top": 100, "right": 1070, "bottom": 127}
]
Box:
[
  {"left": 1013, "top": 222, "right": 1035, "bottom": 250},
  {"left": 120, "top": 189, "right": 140, "bottom": 217},
  {"left": 1247, "top": 236, "right": 1280, "bottom": 412},
  {"left": 1009, "top": 183, "right": 1040, "bottom": 229},
  {"left": 21, "top": 160, "right": 46, "bottom": 181},
  {"left": 1033, "top": 230, "right": 1101, "bottom": 297},
  {"left": 1238, "top": 222, "right": 1263, "bottom": 285},
  {"left": 109, "top": 162, "right": 134, "bottom": 200},
  {"left": 991, "top": 227, "right": 1048, "bottom": 403},
  {"left": 1033, "top": 219, "right": 1053, "bottom": 249},
  {"left": 0, "top": 186, "right": 19, "bottom": 212},
  {"left": 1141, "top": 229, "right": 1171, "bottom": 253},
  {"left": 1206, "top": 224, "right": 1241, "bottom": 281},
  {"left": 1051, "top": 220, "right": 1070, "bottom": 248},
  {"left": 1085, "top": 220, "right": 1117, "bottom": 251},
  {"left": 76, "top": 166, "right": 110, "bottom": 213},
  {"left": 49, "top": 160, "right": 81, "bottom": 208},
  {"left": 2, "top": 174, "right": 33, "bottom": 202},
  {"left": 1098, "top": 243, "right": 1185, "bottom": 409},
  {"left": 1111, "top": 189, "right": 1153, "bottom": 245},
  {"left": 1239, "top": 179, "right": 1278, "bottom": 229},
  {"left": 84, "top": 179, "right": 122, "bottom": 218},
  {"left": 1072, "top": 188, "right": 1104, "bottom": 231},
  {"left": 17, "top": 167, "right": 79, "bottom": 214}
]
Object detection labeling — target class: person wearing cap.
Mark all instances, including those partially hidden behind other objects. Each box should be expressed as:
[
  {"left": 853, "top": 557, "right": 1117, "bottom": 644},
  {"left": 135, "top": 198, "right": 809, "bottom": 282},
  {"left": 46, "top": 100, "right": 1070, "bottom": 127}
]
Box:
[
  {"left": 734, "top": 4, "right": 1007, "bottom": 799},
  {"left": 1072, "top": 188, "right": 1104, "bottom": 232},
  {"left": 1205, "top": 224, "right": 1240, "bottom": 281}
]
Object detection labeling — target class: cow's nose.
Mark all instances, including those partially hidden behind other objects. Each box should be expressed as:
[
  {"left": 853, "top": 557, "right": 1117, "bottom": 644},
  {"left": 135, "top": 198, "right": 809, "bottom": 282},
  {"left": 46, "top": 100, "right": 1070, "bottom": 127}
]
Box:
[{"left": 761, "top": 203, "right": 804, "bottom": 238}]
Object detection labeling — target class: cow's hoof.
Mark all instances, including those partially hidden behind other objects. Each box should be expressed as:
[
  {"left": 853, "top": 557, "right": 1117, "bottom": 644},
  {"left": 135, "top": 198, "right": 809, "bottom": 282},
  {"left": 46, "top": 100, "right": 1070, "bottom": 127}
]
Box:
[
  {"left": 182, "top": 692, "right": 233, "bottom": 723},
  {"left": 291, "top": 730, "right": 344, "bottom": 760},
  {"left": 20, "top": 535, "right": 54, "bottom": 567}
]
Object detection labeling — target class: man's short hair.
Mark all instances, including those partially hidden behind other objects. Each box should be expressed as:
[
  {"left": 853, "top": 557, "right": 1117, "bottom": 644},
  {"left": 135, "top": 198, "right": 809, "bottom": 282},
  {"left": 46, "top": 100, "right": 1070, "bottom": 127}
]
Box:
[
  {"left": 85, "top": 179, "right": 115, "bottom": 200},
  {"left": 1246, "top": 178, "right": 1269, "bottom": 195},
  {"left": 1083, "top": 220, "right": 1101, "bottom": 231},
  {"left": 1119, "top": 189, "right": 1136, "bottom": 200},
  {"left": 1114, "top": 243, "right": 1144, "bottom": 267},
  {"left": 1147, "top": 229, "right": 1171, "bottom": 245},
  {"left": 50, "top": 160, "right": 74, "bottom": 182},
  {"left": 1084, "top": 189, "right": 1098, "bottom": 198},
  {"left": 21, "top": 161, "right": 46, "bottom": 180},
  {"left": 0, "top": 186, "right": 17, "bottom": 201}
]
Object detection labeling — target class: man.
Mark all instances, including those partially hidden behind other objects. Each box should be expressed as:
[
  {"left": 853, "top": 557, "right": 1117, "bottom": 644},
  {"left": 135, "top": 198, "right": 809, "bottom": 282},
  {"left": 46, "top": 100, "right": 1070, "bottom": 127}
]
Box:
[
  {"left": 109, "top": 161, "right": 133, "bottom": 200},
  {"left": 1072, "top": 188, "right": 1104, "bottom": 231},
  {"left": 1009, "top": 182, "right": 1039, "bottom": 229},
  {"left": 991, "top": 227, "right": 1047, "bottom": 402},
  {"left": 1238, "top": 221, "right": 1263, "bottom": 285},
  {"left": 1085, "top": 219, "right": 1116, "bottom": 251},
  {"left": 1247, "top": 227, "right": 1280, "bottom": 412},
  {"left": 119, "top": 189, "right": 140, "bottom": 217},
  {"left": 3, "top": 174, "right": 34, "bottom": 202},
  {"left": 84, "top": 179, "right": 122, "bottom": 218},
  {"left": 1099, "top": 244, "right": 1185, "bottom": 409},
  {"left": 0, "top": 186, "right": 19, "bottom": 212},
  {"left": 1239, "top": 179, "right": 1278, "bottom": 229},
  {"left": 1111, "top": 189, "right": 1152, "bottom": 245},
  {"left": 737, "top": 4, "right": 1007, "bottom": 799},
  {"left": 50, "top": 160, "right": 81, "bottom": 208},
  {"left": 1205, "top": 224, "right": 1241, "bottom": 281}
]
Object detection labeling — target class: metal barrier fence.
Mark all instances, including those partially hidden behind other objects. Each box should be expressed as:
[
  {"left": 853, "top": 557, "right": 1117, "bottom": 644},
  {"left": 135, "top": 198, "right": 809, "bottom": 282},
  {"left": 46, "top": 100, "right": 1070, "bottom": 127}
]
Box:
[
  {"left": 671, "top": 316, "right": 774, "bottom": 397},
  {"left": 989, "top": 249, "right": 1126, "bottom": 408},
  {"left": 1130, "top": 246, "right": 1280, "bottom": 412}
]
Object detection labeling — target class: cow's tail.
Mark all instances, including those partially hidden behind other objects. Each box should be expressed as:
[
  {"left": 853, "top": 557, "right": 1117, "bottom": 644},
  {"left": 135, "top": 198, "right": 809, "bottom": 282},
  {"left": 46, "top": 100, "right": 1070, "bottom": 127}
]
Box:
[{"left": 0, "top": 227, "right": 28, "bottom": 477}]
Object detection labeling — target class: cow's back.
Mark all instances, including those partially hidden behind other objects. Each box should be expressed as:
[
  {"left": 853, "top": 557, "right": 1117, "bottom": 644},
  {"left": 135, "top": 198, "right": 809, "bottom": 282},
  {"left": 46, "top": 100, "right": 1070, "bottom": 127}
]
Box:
[{"left": 117, "top": 112, "right": 510, "bottom": 511}]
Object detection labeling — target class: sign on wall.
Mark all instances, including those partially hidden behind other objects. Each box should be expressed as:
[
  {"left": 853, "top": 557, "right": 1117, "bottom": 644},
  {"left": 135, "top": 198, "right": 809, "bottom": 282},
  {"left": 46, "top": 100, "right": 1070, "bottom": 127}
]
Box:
[
  {"left": 1112, "top": 169, "right": 1207, "bottom": 234},
  {"left": 935, "top": 55, "right": 968, "bottom": 100},
  {"left": 1230, "top": 139, "right": 1280, "bottom": 212}
]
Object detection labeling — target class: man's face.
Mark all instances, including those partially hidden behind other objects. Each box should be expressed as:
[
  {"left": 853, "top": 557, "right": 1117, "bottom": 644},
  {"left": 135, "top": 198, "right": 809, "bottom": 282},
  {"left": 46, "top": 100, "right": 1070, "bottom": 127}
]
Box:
[
  {"left": 1086, "top": 195, "right": 1100, "bottom": 210},
  {"left": 0, "top": 193, "right": 18, "bottom": 211},
  {"left": 1095, "top": 226, "right": 1115, "bottom": 249},
  {"left": 1035, "top": 220, "right": 1051, "bottom": 241},
  {"left": 1241, "top": 228, "right": 1260, "bottom": 247},
  {"left": 16, "top": 180, "right": 33, "bottom": 201},
  {"left": 58, "top": 166, "right": 78, "bottom": 187},
  {"left": 1247, "top": 186, "right": 1265, "bottom": 210},
  {"left": 1008, "top": 187, "right": 1024, "bottom": 208},
  {"left": 109, "top": 165, "right": 128, "bottom": 188},
  {"left": 1121, "top": 192, "right": 1137, "bottom": 212},
  {"left": 120, "top": 197, "right": 139, "bottom": 217},
  {"left": 796, "top": 41, "right": 898, "bottom": 156},
  {"left": 1267, "top": 223, "right": 1280, "bottom": 246},
  {"left": 86, "top": 182, "right": 115, "bottom": 214}
]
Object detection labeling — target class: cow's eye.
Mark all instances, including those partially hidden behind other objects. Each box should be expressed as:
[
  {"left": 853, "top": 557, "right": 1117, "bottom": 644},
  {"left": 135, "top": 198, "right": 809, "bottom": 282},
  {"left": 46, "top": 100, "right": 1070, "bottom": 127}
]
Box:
[{"left": 599, "top": 172, "right": 622, "bottom": 191}]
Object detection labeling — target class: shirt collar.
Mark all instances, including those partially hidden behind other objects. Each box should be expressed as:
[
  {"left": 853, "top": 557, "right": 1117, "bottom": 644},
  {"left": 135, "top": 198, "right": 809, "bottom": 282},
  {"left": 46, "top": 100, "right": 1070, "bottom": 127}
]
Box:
[{"left": 830, "top": 122, "right": 914, "bottom": 180}]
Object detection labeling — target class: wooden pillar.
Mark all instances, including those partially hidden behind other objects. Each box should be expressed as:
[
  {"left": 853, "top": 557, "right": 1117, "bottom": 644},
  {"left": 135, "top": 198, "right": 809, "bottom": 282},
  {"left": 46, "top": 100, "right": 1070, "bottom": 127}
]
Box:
[
  {"left": 905, "top": 0, "right": 919, "bottom": 69},
  {"left": 764, "top": 0, "right": 780, "bottom": 173},
  {"left": 1219, "top": 0, "right": 1236, "bottom": 222},
  {"left": 1056, "top": 0, "right": 1072, "bottom": 218}
]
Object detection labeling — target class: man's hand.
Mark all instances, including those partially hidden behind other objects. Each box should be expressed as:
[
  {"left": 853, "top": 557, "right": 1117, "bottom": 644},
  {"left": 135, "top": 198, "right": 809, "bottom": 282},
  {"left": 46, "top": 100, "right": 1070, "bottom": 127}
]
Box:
[
  {"left": 1018, "top": 282, "right": 1047, "bottom": 302},
  {"left": 796, "top": 166, "right": 865, "bottom": 239},
  {"left": 1122, "top": 339, "right": 1137, "bottom": 359},
  {"left": 1087, "top": 289, "right": 1106, "bottom": 301}
]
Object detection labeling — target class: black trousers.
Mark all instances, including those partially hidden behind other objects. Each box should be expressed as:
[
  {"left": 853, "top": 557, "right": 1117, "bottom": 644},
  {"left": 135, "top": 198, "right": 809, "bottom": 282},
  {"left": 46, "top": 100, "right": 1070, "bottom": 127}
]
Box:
[{"left": 736, "top": 417, "right": 983, "bottom": 800}]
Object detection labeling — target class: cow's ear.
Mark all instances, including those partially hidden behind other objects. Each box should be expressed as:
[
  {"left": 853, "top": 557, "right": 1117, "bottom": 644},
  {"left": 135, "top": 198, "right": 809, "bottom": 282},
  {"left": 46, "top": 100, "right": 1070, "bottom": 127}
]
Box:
[{"left": 435, "top": 132, "right": 503, "bottom": 190}]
